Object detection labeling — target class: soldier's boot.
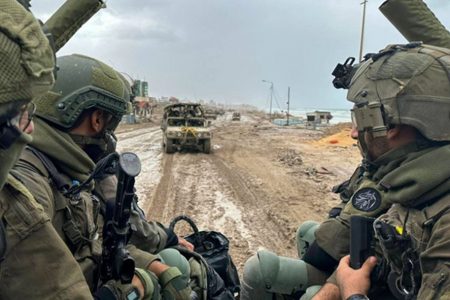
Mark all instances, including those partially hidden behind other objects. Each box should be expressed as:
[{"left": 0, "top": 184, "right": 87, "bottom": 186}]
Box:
[
  {"left": 241, "top": 250, "right": 310, "bottom": 300},
  {"left": 296, "top": 221, "right": 319, "bottom": 258}
]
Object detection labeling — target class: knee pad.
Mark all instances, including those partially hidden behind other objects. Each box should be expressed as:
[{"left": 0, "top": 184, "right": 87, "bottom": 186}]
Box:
[
  {"left": 296, "top": 221, "right": 319, "bottom": 258},
  {"left": 158, "top": 248, "right": 190, "bottom": 280},
  {"left": 243, "top": 250, "right": 309, "bottom": 295}
]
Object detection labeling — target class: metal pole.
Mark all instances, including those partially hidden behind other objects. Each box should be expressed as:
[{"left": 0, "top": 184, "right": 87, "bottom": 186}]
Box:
[
  {"left": 359, "top": 0, "right": 368, "bottom": 62},
  {"left": 269, "top": 82, "right": 273, "bottom": 122},
  {"left": 287, "top": 87, "right": 290, "bottom": 126}
]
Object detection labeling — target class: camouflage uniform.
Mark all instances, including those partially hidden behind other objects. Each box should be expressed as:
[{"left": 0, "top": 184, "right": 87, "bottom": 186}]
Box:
[
  {"left": 240, "top": 164, "right": 395, "bottom": 300},
  {"left": 0, "top": 1, "right": 92, "bottom": 298},
  {"left": 242, "top": 43, "right": 450, "bottom": 300},
  {"left": 13, "top": 54, "right": 191, "bottom": 299},
  {"left": 342, "top": 43, "right": 450, "bottom": 299}
]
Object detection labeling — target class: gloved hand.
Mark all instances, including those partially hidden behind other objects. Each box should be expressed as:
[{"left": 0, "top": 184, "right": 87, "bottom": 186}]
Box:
[
  {"left": 94, "top": 279, "right": 141, "bottom": 300},
  {"left": 95, "top": 268, "right": 160, "bottom": 300},
  {"left": 134, "top": 268, "right": 160, "bottom": 300},
  {"left": 160, "top": 267, "right": 193, "bottom": 300}
]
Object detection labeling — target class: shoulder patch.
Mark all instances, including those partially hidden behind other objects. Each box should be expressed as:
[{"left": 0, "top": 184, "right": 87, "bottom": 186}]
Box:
[{"left": 351, "top": 188, "right": 382, "bottom": 212}]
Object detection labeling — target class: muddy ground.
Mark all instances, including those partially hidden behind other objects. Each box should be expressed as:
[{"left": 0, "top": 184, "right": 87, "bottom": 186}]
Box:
[{"left": 116, "top": 112, "right": 361, "bottom": 271}]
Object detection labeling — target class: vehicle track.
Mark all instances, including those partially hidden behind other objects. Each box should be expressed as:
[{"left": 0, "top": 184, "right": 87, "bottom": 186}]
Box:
[
  {"left": 116, "top": 126, "right": 163, "bottom": 212},
  {"left": 116, "top": 115, "right": 360, "bottom": 271}
]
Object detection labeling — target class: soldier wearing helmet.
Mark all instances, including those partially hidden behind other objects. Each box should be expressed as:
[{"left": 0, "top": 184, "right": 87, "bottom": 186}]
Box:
[
  {"left": 313, "top": 43, "right": 450, "bottom": 299},
  {"left": 13, "top": 53, "right": 193, "bottom": 299},
  {"left": 242, "top": 42, "right": 450, "bottom": 300},
  {"left": 0, "top": 0, "right": 93, "bottom": 298}
]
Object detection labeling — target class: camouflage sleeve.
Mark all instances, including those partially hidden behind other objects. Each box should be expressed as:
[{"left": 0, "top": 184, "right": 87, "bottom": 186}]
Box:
[
  {"left": 314, "top": 215, "right": 350, "bottom": 261},
  {"left": 416, "top": 212, "right": 450, "bottom": 299},
  {"left": 0, "top": 176, "right": 92, "bottom": 299},
  {"left": 126, "top": 244, "right": 160, "bottom": 269},
  {"left": 128, "top": 212, "right": 171, "bottom": 254},
  {"left": 95, "top": 175, "right": 169, "bottom": 254},
  {"left": 315, "top": 184, "right": 392, "bottom": 261},
  {"left": 380, "top": 0, "right": 450, "bottom": 48}
]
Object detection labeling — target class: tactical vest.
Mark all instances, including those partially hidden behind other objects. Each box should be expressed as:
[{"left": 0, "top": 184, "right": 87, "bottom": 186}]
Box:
[
  {"left": 16, "top": 147, "right": 102, "bottom": 291},
  {"left": 376, "top": 193, "right": 450, "bottom": 299}
]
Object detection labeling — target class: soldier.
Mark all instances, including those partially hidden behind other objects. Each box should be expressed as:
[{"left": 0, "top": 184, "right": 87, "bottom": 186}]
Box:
[
  {"left": 0, "top": 1, "right": 163, "bottom": 299},
  {"left": 241, "top": 1, "right": 450, "bottom": 294},
  {"left": 240, "top": 95, "right": 386, "bottom": 299},
  {"left": 380, "top": 0, "right": 450, "bottom": 48},
  {"left": 12, "top": 53, "right": 192, "bottom": 299},
  {"left": 0, "top": 0, "right": 94, "bottom": 298},
  {"left": 315, "top": 43, "right": 450, "bottom": 299}
]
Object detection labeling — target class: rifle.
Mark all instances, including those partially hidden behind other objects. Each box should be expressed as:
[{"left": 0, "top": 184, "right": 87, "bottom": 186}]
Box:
[
  {"left": 44, "top": 0, "right": 105, "bottom": 52},
  {"left": 350, "top": 215, "right": 376, "bottom": 269},
  {"left": 100, "top": 152, "right": 141, "bottom": 284},
  {"left": 351, "top": 216, "right": 420, "bottom": 299},
  {"left": 16, "top": 0, "right": 104, "bottom": 52}
]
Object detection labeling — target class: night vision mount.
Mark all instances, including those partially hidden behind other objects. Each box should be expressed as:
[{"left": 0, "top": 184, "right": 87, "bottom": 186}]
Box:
[{"left": 332, "top": 57, "right": 356, "bottom": 90}]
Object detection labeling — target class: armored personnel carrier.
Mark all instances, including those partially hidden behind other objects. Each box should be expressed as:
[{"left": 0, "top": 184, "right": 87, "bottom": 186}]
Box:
[{"left": 161, "top": 103, "right": 212, "bottom": 154}]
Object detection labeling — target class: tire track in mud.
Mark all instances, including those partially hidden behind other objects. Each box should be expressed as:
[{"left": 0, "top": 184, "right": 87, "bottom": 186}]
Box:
[
  {"left": 116, "top": 127, "right": 163, "bottom": 213},
  {"left": 116, "top": 117, "right": 358, "bottom": 271},
  {"left": 147, "top": 146, "right": 289, "bottom": 269},
  {"left": 146, "top": 154, "right": 175, "bottom": 221},
  {"left": 209, "top": 156, "right": 294, "bottom": 265}
]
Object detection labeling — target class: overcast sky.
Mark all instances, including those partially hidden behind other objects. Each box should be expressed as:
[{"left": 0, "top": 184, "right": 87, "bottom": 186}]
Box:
[{"left": 31, "top": 0, "right": 450, "bottom": 110}]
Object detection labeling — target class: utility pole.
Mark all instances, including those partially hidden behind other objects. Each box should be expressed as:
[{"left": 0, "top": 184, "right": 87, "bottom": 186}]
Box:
[
  {"left": 359, "top": 0, "right": 368, "bottom": 62},
  {"left": 269, "top": 82, "right": 273, "bottom": 122},
  {"left": 287, "top": 87, "right": 290, "bottom": 126},
  {"left": 262, "top": 80, "right": 274, "bottom": 121}
]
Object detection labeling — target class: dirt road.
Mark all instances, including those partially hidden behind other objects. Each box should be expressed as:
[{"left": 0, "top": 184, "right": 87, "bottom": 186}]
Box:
[{"left": 117, "top": 113, "right": 360, "bottom": 270}]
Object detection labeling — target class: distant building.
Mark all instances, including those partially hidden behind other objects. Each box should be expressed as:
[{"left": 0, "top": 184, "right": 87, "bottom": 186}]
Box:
[
  {"left": 132, "top": 80, "right": 149, "bottom": 97},
  {"left": 306, "top": 111, "right": 333, "bottom": 125}
]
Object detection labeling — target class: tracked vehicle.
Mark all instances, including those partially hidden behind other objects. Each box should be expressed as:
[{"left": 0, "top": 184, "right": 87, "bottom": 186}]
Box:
[{"left": 161, "top": 103, "right": 212, "bottom": 154}]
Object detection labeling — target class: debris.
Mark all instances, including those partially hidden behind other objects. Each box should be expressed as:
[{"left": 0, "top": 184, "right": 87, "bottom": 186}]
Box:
[{"left": 277, "top": 149, "right": 303, "bottom": 167}]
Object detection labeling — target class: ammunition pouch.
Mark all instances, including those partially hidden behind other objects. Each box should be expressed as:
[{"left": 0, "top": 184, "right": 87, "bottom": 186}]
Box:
[{"left": 374, "top": 220, "right": 421, "bottom": 299}]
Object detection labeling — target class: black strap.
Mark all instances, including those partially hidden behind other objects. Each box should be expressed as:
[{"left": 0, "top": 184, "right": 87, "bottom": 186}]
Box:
[
  {"left": 26, "top": 147, "right": 86, "bottom": 249},
  {"left": 423, "top": 205, "right": 450, "bottom": 228},
  {"left": 169, "top": 215, "right": 200, "bottom": 234},
  {"left": 66, "top": 152, "right": 118, "bottom": 196},
  {"left": 0, "top": 219, "right": 6, "bottom": 263},
  {"left": 26, "top": 146, "right": 69, "bottom": 193},
  {"left": 169, "top": 215, "right": 200, "bottom": 246},
  {"left": 302, "top": 241, "right": 338, "bottom": 274}
]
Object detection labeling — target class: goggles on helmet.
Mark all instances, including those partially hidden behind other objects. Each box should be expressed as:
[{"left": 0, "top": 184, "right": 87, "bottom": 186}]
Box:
[{"left": 351, "top": 101, "right": 388, "bottom": 138}]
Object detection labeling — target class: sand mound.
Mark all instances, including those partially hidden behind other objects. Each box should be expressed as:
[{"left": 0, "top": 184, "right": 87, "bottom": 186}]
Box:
[{"left": 314, "top": 124, "right": 356, "bottom": 147}]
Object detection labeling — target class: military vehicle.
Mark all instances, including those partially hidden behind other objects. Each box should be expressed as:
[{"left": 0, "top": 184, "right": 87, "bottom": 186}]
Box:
[
  {"left": 161, "top": 103, "right": 212, "bottom": 154},
  {"left": 204, "top": 109, "right": 218, "bottom": 120},
  {"left": 232, "top": 112, "right": 241, "bottom": 121}
]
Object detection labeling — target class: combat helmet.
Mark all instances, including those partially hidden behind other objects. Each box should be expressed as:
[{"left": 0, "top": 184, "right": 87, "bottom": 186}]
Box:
[
  {"left": 0, "top": 0, "right": 55, "bottom": 127},
  {"left": 346, "top": 42, "right": 450, "bottom": 142},
  {"left": 34, "top": 54, "right": 129, "bottom": 131}
]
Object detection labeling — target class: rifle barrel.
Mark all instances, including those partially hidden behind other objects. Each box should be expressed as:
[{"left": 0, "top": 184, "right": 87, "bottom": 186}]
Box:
[{"left": 45, "top": 0, "right": 105, "bottom": 52}]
